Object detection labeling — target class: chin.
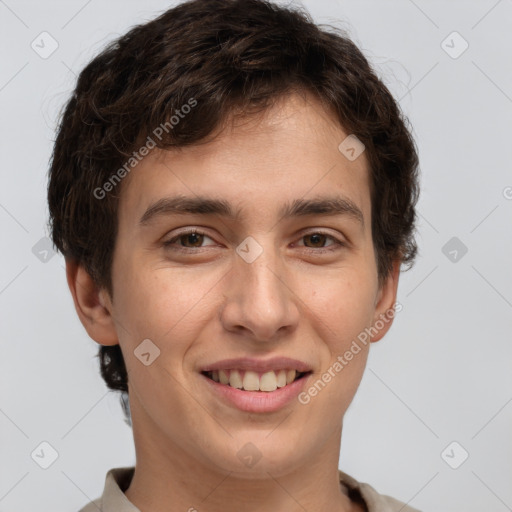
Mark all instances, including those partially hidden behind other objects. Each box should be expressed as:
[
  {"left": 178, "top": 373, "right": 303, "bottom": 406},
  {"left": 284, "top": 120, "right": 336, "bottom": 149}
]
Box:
[{"left": 206, "top": 437, "right": 309, "bottom": 479}]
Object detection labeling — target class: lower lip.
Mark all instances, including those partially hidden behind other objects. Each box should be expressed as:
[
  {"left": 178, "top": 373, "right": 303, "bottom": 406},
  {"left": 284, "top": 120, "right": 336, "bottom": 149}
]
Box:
[{"left": 200, "top": 373, "right": 311, "bottom": 413}]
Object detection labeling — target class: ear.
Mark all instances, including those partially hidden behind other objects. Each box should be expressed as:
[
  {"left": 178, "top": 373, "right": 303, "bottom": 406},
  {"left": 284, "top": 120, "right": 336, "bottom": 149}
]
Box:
[
  {"left": 65, "top": 257, "right": 119, "bottom": 346},
  {"left": 370, "top": 259, "right": 401, "bottom": 343}
]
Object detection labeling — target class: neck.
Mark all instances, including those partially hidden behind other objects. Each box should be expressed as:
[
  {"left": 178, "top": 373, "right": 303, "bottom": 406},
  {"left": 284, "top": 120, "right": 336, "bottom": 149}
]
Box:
[{"left": 124, "top": 396, "right": 359, "bottom": 512}]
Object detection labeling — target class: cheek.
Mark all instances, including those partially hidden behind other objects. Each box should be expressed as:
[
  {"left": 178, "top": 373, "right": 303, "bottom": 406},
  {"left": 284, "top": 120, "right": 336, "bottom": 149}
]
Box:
[
  {"left": 302, "top": 270, "right": 377, "bottom": 347},
  {"left": 296, "top": 270, "right": 376, "bottom": 413},
  {"left": 113, "top": 263, "right": 208, "bottom": 425},
  {"left": 115, "top": 255, "right": 222, "bottom": 343},
  {"left": 298, "top": 279, "right": 374, "bottom": 429}
]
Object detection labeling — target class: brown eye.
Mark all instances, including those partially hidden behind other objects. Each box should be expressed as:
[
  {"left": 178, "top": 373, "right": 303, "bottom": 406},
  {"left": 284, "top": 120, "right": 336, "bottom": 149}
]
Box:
[
  {"left": 303, "top": 233, "right": 329, "bottom": 248},
  {"left": 179, "top": 232, "right": 204, "bottom": 248},
  {"left": 299, "top": 231, "right": 346, "bottom": 252},
  {"left": 163, "top": 229, "right": 216, "bottom": 250}
]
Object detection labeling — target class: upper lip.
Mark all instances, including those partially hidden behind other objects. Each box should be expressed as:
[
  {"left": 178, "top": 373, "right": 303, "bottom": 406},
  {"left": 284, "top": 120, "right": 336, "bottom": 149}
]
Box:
[{"left": 200, "top": 357, "right": 313, "bottom": 373}]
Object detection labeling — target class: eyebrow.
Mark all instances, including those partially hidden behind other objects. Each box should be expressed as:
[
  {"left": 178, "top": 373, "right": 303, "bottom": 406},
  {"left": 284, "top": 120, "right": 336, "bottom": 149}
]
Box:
[{"left": 139, "top": 194, "right": 364, "bottom": 228}]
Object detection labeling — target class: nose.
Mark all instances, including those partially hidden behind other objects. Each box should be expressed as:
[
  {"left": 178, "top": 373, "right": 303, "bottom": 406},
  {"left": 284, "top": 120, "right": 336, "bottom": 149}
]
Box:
[{"left": 219, "top": 239, "right": 300, "bottom": 343}]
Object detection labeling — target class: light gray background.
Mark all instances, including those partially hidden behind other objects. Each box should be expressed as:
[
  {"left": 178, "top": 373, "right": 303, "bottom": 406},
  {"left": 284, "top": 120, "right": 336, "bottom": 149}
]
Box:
[{"left": 1, "top": 1, "right": 511, "bottom": 511}]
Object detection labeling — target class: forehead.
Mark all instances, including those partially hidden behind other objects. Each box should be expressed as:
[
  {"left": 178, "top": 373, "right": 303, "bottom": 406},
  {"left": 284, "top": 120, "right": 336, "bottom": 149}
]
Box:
[{"left": 117, "top": 93, "right": 371, "bottom": 229}]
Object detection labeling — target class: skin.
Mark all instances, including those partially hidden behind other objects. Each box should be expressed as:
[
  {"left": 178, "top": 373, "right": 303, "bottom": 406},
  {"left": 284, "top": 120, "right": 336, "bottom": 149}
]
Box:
[{"left": 67, "top": 92, "right": 400, "bottom": 512}]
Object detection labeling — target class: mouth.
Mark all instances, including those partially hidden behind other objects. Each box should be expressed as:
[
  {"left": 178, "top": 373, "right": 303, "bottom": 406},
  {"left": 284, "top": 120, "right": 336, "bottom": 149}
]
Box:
[
  {"left": 201, "top": 369, "right": 312, "bottom": 392},
  {"left": 199, "top": 357, "right": 314, "bottom": 412}
]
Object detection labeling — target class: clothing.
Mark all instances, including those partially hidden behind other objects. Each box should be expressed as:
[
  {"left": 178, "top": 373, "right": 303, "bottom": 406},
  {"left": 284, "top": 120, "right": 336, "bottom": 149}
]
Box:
[{"left": 78, "top": 466, "right": 421, "bottom": 512}]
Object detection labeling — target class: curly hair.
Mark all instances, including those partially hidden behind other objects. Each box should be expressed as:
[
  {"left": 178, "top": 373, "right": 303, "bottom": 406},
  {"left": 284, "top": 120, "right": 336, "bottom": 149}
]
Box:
[{"left": 47, "top": 0, "right": 420, "bottom": 397}]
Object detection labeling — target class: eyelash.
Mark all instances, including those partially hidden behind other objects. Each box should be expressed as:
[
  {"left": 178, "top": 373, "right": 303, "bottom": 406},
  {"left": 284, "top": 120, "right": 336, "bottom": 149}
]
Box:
[{"left": 162, "top": 228, "right": 346, "bottom": 253}]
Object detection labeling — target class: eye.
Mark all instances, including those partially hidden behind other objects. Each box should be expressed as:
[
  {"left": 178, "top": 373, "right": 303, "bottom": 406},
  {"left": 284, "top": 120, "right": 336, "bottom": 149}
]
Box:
[
  {"left": 162, "top": 228, "right": 346, "bottom": 253},
  {"left": 295, "top": 231, "right": 346, "bottom": 252},
  {"left": 163, "top": 228, "right": 217, "bottom": 250}
]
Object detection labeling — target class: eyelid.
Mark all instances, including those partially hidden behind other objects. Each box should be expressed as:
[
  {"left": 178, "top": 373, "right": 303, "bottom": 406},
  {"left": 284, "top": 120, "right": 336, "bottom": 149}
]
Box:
[
  {"left": 163, "top": 227, "right": 217, "bottom": 247},
  {"left": 293, "top": 229, "right": 347, "bottom": 249},
  {"left": 163, "top": 227, "right": 347, "bottom": 251}
]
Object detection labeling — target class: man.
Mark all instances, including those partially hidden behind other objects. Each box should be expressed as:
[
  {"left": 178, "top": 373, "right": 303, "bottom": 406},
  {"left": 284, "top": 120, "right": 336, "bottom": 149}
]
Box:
[{"left": 47, "top": 0, "right": 420, "bottom": 510}]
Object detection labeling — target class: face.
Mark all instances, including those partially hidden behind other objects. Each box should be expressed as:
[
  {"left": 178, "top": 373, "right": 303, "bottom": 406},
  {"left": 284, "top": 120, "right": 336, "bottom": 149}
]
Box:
[{"left": 80, "top": 92, "right": 399, "bottom": 478}]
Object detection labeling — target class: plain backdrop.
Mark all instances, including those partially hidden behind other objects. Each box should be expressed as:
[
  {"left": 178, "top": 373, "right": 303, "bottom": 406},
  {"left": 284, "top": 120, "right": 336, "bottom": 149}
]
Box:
[{"left": 1, "top": 1, "right": 511, "bottom": 511}]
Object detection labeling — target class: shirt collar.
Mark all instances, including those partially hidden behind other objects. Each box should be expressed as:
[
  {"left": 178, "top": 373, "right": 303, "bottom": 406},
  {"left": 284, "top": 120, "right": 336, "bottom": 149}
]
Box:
[
  {"left": 87, "top": 466, "right": 418, "bottom": 512},
  {"left": 100, "top": 467, "right": 140, "bottom": 511}
]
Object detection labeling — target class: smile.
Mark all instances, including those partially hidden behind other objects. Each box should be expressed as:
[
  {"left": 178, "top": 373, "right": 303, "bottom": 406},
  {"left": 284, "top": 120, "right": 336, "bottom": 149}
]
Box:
[
  {"left": 201, "top": 370, "right": 312, "bottom": 413},
  {"left": 202, "top": 369, "right": 310, "bottom": 392}
]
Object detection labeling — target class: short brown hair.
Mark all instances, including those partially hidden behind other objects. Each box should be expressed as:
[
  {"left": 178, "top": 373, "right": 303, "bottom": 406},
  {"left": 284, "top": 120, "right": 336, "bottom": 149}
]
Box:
[{"left": 47, "top": 0, "right": 420, "bottom": 395}]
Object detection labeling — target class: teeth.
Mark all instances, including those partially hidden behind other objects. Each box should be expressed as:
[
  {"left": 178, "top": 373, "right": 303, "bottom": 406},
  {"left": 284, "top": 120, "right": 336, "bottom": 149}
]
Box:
[
  {"left": 229, "top": 370, "right": 243, "bottom": 389},
  {"left": 276, "top": 369, "right": 287, "bottom": 388},
  {"left": 208, "top": 369, "right": 305, "bottom": 391},
  {"left": 243, "top": 371, "right": 260, "bottom": 391},
  {"left": 260, "top": 371, "right": 277, "bottom": 392}
]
